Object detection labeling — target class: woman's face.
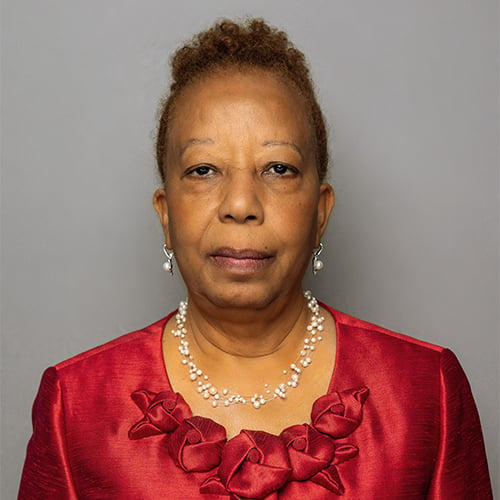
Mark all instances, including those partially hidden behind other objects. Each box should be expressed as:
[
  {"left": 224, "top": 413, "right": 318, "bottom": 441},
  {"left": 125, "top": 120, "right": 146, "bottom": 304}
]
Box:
[{"left": 154, "top": 69, "right": 334, "bottom": 310}]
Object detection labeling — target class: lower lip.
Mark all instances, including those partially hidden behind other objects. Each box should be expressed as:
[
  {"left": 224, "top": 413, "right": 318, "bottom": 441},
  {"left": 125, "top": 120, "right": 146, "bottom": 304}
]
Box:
[{"left": 211, "top": 255, "right": 272, "bottom": 274}]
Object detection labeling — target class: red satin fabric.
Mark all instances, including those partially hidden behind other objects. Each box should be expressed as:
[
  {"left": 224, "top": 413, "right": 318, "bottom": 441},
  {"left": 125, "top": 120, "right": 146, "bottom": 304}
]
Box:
[{"left": 19, "top": 306, "right": 492, "bottom": 499}]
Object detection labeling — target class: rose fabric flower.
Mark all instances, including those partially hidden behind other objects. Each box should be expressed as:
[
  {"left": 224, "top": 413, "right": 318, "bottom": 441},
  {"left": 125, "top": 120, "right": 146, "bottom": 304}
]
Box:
[
  {"left": 129, "top": 390, "right": 192, "bottom": 439},
  {"left": 201, "top": 430, "right": 291, "bottom": 499},
  {"left": 311, "top": 387, "right": 369, "bottom": 438},
  {"left": 280, "top": 423, "right": 359, "bottom": 496},
  {"left": 168, "top": 416, "right": 227, "bottom": 472},
  {"left": 129, "top": 386, "right": 369, "bottom": 498},
  {"left": 280, "top": 424, "right": 336, "bottom": 481}
]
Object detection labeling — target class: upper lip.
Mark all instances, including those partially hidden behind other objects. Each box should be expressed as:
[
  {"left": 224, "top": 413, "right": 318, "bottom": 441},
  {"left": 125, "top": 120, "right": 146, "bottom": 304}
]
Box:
[{"left": 211, "top": 247, "right": 273, "bottom": 259}]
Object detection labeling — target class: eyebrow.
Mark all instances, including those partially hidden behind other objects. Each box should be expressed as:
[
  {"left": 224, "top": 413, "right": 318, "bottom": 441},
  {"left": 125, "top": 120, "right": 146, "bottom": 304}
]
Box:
[
  {"left": 261, "top": 140, "right": 304, "bottom": 161},
  {"left": 180, "top": 138, "right": 304, "bottom": 160},
  {"left": 180, "top": 138, "right": 215, "bottom": 156}
]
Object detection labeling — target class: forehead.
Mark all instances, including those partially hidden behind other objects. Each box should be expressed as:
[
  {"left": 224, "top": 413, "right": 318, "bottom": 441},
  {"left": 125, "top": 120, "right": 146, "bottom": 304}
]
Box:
[{"left": 167, "top": 68, "right": 314, "bottom": 145}]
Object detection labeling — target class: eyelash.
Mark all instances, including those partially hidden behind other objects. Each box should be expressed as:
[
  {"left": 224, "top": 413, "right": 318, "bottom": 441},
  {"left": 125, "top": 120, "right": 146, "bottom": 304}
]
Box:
[
  {"left": 266, "top": 163, "right": 297, "bottom": 176},
  {"left": 185, "top": 162, "right": 298, "bottom": 178},
  {"left": 186, "top": 165, "right": 215, "bottom": 177}
]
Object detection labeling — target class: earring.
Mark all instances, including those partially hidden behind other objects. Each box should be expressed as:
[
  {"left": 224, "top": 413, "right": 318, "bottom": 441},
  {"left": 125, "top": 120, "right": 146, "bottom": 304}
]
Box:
[
  {"left": 162, "top": 244, "right": 174, "bottom": 275},
  {"left": 312, "top": 243, "right": 324, "bottom": 275}
]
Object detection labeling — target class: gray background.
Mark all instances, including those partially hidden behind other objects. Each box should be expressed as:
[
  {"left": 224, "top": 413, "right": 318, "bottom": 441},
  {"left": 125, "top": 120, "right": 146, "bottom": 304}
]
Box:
[{"left": 1, "top": 1, "right": 498, "bottom": 497}]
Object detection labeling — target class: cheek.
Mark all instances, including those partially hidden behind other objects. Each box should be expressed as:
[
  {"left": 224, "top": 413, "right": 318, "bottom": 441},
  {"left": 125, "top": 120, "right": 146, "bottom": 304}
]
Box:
[
  {"left": 166, "top": 197, "right": 217, "bottom": 249},
  {"left": 271, "top": 196, "right": 319, "bottom": 243}
]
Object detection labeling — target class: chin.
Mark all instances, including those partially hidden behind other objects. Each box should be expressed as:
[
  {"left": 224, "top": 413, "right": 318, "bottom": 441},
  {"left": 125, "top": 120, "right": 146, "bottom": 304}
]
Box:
[
  {"left": 193, "top": 283, "right": 286, "bottom": 311},
  {"left": 210, "top": 291, "right": 272, "bottom": 310}
]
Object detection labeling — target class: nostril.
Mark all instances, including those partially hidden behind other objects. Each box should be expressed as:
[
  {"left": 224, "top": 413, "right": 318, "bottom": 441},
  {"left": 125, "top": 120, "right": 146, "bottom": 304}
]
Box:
[{"left": 223, "top": 213, "right": 258, "bottom": 222}]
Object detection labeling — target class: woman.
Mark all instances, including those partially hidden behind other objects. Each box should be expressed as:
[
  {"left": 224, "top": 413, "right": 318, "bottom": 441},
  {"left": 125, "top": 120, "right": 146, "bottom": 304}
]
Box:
[{"left": 19, "top": 19, "right": 492, "bottom": 499}]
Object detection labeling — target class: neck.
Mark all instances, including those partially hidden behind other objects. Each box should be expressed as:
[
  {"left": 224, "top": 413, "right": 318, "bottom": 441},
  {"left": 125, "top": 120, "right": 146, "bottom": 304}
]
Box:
[
  {"left": 185, "top": 289, "right": 308, "bottom": 359},
  {"left": 168, "top": 289, "right": 326, "bottom": 409}
]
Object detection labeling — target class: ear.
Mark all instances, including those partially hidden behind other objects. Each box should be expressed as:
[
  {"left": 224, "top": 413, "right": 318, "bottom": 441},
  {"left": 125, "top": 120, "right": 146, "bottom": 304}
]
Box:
[
  {"left": 315, "top": 183, "right": 335, "bottom": 247},
  {"left": 153, "top": 188, "right": 172, "bottom": 249}
]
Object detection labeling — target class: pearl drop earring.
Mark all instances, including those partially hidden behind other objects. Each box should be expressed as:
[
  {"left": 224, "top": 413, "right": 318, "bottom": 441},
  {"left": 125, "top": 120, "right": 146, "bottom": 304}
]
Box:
[
  {"left": 312, "top": 243, "right": 324, "bottom": 275},
  {"left": 163, "top": 244, "right": 174, "bottom": 275}
]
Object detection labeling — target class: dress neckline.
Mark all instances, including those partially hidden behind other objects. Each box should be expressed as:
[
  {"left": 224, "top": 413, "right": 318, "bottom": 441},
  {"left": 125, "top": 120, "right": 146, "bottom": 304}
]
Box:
[{"left": 129, "top": 303, "right": 368, "bottom": 498}]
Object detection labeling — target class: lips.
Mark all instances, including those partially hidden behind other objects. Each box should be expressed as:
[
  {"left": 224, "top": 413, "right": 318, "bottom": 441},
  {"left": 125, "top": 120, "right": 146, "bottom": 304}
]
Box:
[
  {"left": 212, "top": 247, "right": 271, "bottom": 259},
  {"left": 210, "top": 247, "right": 274, "bottom": 274}
]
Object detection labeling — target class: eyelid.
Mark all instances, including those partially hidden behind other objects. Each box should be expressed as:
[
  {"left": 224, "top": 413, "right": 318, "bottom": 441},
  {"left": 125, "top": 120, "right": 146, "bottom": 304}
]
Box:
[
  {"left": 184, "top": 163, "right": 217, "bottom": 177},
  {"left": 265, "top": 161, "right": 299, "bottom": 175}
]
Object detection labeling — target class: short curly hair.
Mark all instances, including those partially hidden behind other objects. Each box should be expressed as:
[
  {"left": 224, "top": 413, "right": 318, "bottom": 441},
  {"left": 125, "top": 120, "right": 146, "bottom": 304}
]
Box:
[{"left": 156, "top": 18, "right": 329, "bottom": 183}]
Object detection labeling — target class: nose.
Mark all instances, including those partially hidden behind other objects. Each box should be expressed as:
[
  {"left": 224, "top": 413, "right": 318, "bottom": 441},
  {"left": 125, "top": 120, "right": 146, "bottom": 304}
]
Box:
[{"left": 218, "top": 170, "right": 264, "bottom": 224}]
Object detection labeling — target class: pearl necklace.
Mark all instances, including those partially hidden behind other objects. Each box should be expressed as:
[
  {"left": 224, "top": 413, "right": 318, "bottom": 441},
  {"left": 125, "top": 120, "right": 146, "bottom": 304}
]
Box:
[{"left": 172, "top": 291, "right": 325, "bottom": 409}]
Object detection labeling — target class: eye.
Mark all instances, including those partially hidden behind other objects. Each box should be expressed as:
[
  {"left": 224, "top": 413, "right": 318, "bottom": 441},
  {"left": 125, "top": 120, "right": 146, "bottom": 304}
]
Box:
[
  {"left": 265, "top": 162, "right": 297, "bottom": 176},
  {"left": 187, "top": 164, "right": 215, "bottom": 177}
]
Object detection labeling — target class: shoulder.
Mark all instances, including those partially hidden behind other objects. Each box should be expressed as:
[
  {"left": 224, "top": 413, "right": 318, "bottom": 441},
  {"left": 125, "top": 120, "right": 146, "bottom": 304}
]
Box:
[
  {"left": 31, "top": 314, "right": 176, "bottom": 437},
  {"left": 47, "top": 314, "right": 173, "bottom": 394},
  {"left": 57, "top": 316, "right": 169, "bottom": 368},
  {"left": 324, "top": 302, "right": 446, "bottom": 358},
  {"left": 323, "top": 303, "right": 477, "bottom": 409},
  {"left": 322, "top": 303, "right": 461, "bottom": 395}
]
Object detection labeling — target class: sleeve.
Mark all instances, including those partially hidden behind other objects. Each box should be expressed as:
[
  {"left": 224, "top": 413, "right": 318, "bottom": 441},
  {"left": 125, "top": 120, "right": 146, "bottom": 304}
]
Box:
[
  {"left": 18, "top": 367, "right": 78, "bottom": 499},
  {"left": 427, "top": 349, "right": 493, "bottom": 499}
]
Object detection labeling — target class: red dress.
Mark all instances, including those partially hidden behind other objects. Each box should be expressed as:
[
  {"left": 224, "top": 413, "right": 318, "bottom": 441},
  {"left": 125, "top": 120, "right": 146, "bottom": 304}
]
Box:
[{"left": 19, "top": 305, "right": 492, "bottom": 499}]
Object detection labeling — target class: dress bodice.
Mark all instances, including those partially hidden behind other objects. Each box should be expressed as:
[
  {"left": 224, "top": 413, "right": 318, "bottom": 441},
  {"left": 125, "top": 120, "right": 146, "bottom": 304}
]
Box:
[{"left": 19, "top": 305, "right": 493, "bottom": 499}]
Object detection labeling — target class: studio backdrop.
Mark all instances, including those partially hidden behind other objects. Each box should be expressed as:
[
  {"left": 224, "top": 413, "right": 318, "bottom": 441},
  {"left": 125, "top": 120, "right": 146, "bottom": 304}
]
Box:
[{"left": 1, "top": 1, "right": 498, "bottom": 498}]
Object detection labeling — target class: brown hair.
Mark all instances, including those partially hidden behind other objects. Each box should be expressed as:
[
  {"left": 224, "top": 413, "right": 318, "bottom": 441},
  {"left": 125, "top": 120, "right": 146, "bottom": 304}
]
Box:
[{"left": 156, "top": 18, "right": 329, "bottom": 182}]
